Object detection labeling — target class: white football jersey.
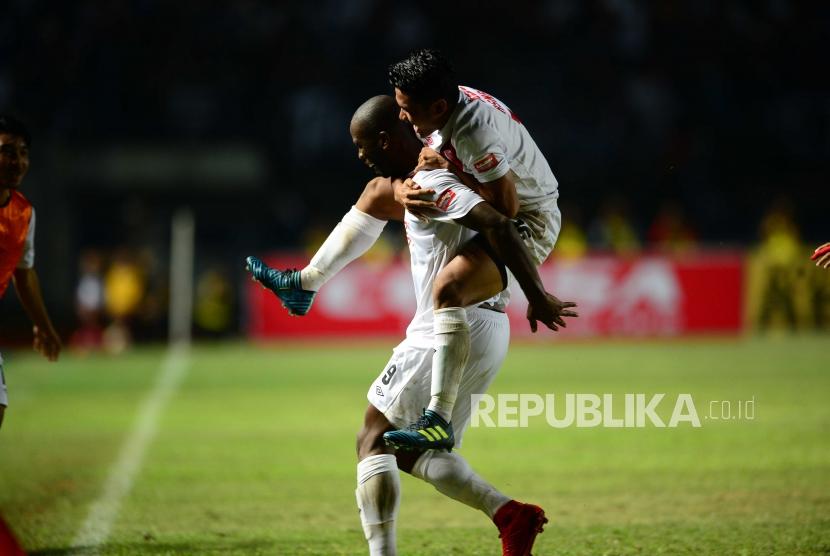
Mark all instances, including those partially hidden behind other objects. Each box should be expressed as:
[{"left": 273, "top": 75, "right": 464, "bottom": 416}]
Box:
[
  {"left": 403, "top": 168, "right": 505, "bottom": 346},
  {"left": 424, "top": 86, "right": 559, "bottom": 211}
]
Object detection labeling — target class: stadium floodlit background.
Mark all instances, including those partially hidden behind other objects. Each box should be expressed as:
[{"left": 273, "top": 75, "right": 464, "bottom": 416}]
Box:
[{"left": 1, "top": 2, "right": 829, "bottom": 555}]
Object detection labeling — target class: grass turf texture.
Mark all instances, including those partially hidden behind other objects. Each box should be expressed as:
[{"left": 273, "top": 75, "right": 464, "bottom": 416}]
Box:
[{"left": 0, "top": 336, "right": 828, "bottom": 555}]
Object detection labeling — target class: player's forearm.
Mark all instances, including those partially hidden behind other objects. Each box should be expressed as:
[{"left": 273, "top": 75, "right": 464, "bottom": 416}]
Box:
[
  {"left": 482, "top": 221, "right": 547, "bottom": 306},
  {"left": 445, "top": 166, "right": 482, "bottom": 196},
  {"left": 12, "top": 268, "right": 58, "bottom": 333},
  {"left": 479, "top": 180, "right": 519, "bottom": 218}
]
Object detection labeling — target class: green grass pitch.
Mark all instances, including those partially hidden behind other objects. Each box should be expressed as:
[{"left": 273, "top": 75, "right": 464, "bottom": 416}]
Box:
[{"left": 1, "top": 335, "right": 828, "bottom": 555}]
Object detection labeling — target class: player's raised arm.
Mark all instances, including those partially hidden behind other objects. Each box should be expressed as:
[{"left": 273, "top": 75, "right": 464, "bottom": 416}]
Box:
[{"left": 453, "top": 202, "right": 577, "bottom": 332}]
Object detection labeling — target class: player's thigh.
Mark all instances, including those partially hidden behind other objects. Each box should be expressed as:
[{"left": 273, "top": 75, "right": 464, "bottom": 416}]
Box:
[
  {"left": 363, "top": 342, "right": 434, "bottom": 459},
  {"left": 516, "top": 203, "right": 561, "bottom": 265},
  {"left": 434, "top": 240, "right": 505, "bottom": 309}
]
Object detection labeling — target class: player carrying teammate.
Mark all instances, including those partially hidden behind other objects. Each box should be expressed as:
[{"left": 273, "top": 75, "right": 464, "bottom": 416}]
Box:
[
  {"left": 251, "top": 95, "right": 555, "bottom": 556},
  {"left": 249, "top": 49, "right": 569, "bottom": 451},
  {"left": 0, "top": 115, "right": 61, "bottom": 429}
]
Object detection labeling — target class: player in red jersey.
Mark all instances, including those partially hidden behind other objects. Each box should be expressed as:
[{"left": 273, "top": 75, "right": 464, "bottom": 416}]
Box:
[{"left": 0, "top": 115, "right": 61, "bottom": 429}]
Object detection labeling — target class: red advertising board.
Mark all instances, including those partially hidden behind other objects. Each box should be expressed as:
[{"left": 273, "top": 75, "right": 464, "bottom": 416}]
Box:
[{"left": 246, "top": 253, "right": 744, "bottom": 339}]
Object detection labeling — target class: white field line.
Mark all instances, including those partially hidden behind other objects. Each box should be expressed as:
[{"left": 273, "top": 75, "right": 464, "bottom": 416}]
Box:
[{"left": 70, "top": 345, "right": 190, "bottom": 554}]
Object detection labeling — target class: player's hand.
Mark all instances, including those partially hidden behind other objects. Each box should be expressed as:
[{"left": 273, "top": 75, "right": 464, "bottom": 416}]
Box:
[
  {"left": 416, "top": 148, "right": 449, "bottom": 171},
  {"left": 526, "top": 293, "right": 578, "bottom": 333},
  {"left": 394, "top": 178, "right": 435, "bottom": 220},
  {"left": 811, "top": 243, "right": 830, "bottom": 269},
  {"left": 33, "top": 325, "right": 61, "bottom": 361}
]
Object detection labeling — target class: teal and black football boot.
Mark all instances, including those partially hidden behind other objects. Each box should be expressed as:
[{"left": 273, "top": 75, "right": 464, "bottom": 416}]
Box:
[
  {"left": 245, "top": 256, "right": 316, "bottom": 316},
  {"left": 383, "top": 409, "right": 455, "bottom": 452}
]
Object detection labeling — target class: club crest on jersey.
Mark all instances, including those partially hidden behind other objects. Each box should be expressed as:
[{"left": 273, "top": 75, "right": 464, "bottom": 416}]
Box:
[
  {"left": 474, "top": 153, "right": 499, "bottom": 173},
  {"left": 435, "top": 189, "right": 456, "bottom": 212},
  {"left": 441, "top": 147, "right": 462, "bottom": 169}
]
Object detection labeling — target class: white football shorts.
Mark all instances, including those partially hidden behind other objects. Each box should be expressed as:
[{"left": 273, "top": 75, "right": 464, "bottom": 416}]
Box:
[
  {"left": 0, "top": 352, "right": 7, "bottom": 407},
  {"left": 517, "top": 200, "right": 561, "bottom": 266},
  {"left": 367, "top": 307, "right": 509, "bottom": 448}
]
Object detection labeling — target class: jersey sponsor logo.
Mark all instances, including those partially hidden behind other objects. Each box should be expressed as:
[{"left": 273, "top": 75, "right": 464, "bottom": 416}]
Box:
[
  {"left": 474, "top": 153, "right": 499, "bottom": 173},
  {"left": 435, "top": 189, "right": 457, "bottom": 212},
  {"left": 381, "top": 364, "right": 397, "bottom": 385}
]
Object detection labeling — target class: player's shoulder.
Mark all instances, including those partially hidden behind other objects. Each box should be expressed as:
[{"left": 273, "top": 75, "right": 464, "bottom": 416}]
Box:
[
  {"left": 6, "top": 189, "right": 33, "bottom": 216},
  {"left": 412, "top": 169, "right": 459, "bottom": 191},
  {"left": 11, "top": 189, "right": 31, "bottom": 206},
  {"left": 452, "top": 89, "right": 502, "bottom": 142}
]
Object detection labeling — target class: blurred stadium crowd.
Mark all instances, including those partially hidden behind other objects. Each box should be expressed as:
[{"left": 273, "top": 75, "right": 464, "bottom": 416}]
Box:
[{"left": 1, "top": 0, "right": 827, "bottom": 340}]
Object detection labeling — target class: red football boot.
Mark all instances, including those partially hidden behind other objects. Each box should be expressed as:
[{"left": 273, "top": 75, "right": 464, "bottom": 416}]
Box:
[
  {"left": 0, "top": 515, "right": 26, "bottom": 556},
  {"left": 493, "top": 500, "right": 548, "bottom": 556}
]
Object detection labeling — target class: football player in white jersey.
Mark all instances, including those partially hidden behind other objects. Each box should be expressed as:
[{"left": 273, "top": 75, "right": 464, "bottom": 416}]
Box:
[
  {"left": 249, "top": 95, "right": 557, "bottom": 556},
  {"left": 248, "top": 50, "right": 572, "bottom": 451},
  {"left": 382, "top": 48, "right": 566, "bottom": 447}
]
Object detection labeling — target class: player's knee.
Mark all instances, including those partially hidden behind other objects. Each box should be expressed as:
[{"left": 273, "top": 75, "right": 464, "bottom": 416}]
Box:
[
  {"left": 433, "top": 271, "right": 464, "bottom": 309},
  {"left": 357, "top": 405, "right": 393, "bottom": 460},
  {"left": 356, "top": 178, "right": 389, "bottom": 220},
  {"left": 356, "top": 424, "right": 388, "bottom": 460},
  {"left": 395, "top": 450, "right": 424, "bottom": 475}
]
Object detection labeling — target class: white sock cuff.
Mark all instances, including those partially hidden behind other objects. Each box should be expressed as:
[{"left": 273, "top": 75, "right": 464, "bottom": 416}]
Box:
[
  {"left": 342, "top": 206, "right": 387, "bottom": 237},
  {"left": 434, "top": 307, "right": 469, "bottom": 335},
  {"left": 409, "top": 451, "right": 434, "bottom": 481},
  {"left": 357, "top": 454, "right": 398, "bottom": 485}
]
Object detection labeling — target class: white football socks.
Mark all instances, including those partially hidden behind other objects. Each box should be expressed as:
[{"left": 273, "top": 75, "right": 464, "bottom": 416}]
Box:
[
  {"left": 300, "top": 206, "right": 387, "bottom": 292},
  {"left": 427, "top": 307, "right": 470, "bottom": 422},
  {"left": 411, "top": 450, "right": 510, "bottom": 519},
  {"left": 356, "top": 454, "right": 400, "bottom": 556}
]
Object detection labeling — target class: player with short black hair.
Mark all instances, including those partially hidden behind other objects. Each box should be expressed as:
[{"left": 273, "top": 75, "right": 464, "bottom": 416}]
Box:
[
  {"left": 387, "top": 48, "right": 459, "bottom": 111},
  {"left": 0, "top": 114, "right": 61, "bottom": 429}
]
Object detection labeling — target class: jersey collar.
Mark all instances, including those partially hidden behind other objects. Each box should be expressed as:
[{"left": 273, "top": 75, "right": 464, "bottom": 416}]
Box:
[{"left": 425, "top": 89, "right": 465, "bottom": 151}]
